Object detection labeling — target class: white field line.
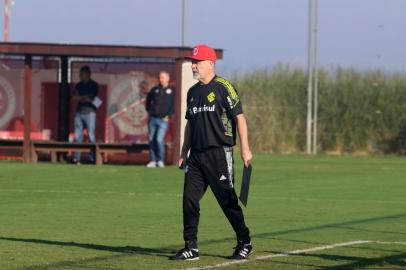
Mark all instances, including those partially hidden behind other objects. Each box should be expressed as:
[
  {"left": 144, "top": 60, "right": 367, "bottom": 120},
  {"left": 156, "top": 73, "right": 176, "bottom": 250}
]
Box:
[{"left": 182, "top": 240, "right": 406, "bottom": 270}]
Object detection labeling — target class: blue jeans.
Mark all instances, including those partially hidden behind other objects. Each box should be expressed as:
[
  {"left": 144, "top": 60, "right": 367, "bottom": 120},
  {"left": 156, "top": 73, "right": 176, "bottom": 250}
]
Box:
[
  {"left": 74, "top": 111, "right": 96, "bottom": 162},
  {"left": 148, "top": 116, "right": 168, "bottom": 162}
]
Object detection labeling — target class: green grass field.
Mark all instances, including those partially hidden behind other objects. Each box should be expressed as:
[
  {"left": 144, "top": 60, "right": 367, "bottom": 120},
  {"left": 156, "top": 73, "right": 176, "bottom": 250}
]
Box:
[{"left": 0, "top": 154, "right": 405, "bottom": 270}]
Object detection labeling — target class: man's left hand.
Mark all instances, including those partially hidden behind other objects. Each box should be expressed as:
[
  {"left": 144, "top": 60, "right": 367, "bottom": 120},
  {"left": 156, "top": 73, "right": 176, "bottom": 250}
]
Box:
[{"left": 241, "top": 148, "right": 253, "bottom": 168}]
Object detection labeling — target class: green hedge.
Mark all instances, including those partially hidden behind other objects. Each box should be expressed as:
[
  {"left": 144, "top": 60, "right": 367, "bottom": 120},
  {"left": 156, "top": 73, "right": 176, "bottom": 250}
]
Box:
[{"left": 232, "top": 65, "right": 406, "bottom": 154}]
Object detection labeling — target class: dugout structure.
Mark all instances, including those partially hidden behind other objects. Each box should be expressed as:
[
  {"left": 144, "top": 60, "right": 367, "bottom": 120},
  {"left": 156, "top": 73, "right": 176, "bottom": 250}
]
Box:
[{"left": 0, "top": 42, "right": 223, "bottom": 164}]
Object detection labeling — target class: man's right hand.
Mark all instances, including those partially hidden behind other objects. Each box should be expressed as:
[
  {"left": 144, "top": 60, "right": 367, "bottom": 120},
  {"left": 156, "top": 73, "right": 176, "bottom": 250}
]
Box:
[{"left": 178, "top": 158, "right": 185, "bottom": 169}]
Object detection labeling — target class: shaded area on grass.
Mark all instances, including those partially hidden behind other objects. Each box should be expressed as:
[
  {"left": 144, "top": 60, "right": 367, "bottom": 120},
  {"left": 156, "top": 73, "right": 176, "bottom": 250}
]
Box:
[
  {"left": 319, "top": 251, "right": 406, "bottom": 269},
  {"left": 2, "top": 212, "right": 406, "bottom": 269},
  {"left": 16, "top": 253, "right": 129, "bottom": 270},
  {"left": 269, "top": 251, "right": 406, "bottom": 270},
  {"left": 0, "top": 236, "right": 173, "bottom": 257}
]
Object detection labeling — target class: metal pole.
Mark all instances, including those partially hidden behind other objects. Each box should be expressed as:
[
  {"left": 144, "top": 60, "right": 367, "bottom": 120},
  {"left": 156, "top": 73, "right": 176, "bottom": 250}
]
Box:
[
  {"left": 173, "top": 58, "right": 184, "bottom": 165},
  {"left": 23, "top": 54, "right": 32, "bottom": 163},
  {"left": 312, "top": 0, "right": 319, "bottom": 155},
  {"left": 181, "top": 0, "right": 188, "bottom": 46},
  {"left": 306, "top": 0, "right": 314, "bottom": 155},
  {"left": 58, "top": 56, "right": 69, "bottom": 142},
  {"left": 4, "top": 0, "right": 9, "bottom": 41}
]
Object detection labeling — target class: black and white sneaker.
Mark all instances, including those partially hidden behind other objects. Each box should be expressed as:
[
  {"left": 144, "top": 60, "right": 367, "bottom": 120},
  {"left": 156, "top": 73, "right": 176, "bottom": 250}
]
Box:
[
  {"left": 169, "top": 243, "right": 199, "bottom": 261},
  {"left": 229, "top": 241, "right": 253, "bottom": 260}
]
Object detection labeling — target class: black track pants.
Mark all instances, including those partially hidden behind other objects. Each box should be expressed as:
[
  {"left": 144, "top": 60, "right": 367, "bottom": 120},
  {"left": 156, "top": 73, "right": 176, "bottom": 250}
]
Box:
[{"left": 182, "top": 146, "right": 250, "bottom": 244}]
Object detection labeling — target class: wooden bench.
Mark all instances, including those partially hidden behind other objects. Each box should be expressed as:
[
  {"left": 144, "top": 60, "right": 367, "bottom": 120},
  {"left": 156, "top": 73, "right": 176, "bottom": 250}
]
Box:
[
  {"left": 31, "top": 141, "right": 97, "bottom": 163},
  {"left": 0, "top": 139, "right": 24, "bottom": 150},
  {"left": 31, "top": 141, "right": 150, "bottom": 165},
  {"left": 97, "top": 143, "right": 150, "bottom": 165},
  {"left": 1, "top": 140, "right": 155, "bottom": 165}
]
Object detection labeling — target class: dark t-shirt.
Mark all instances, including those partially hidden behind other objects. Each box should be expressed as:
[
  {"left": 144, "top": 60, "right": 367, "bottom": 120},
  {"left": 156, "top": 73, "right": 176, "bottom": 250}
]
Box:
[
  {"left": 74, "top": 79, "right": 99, "bottom": 112},
  {"left": 185, "top": 75, "right": 243, "bottom": 151}
]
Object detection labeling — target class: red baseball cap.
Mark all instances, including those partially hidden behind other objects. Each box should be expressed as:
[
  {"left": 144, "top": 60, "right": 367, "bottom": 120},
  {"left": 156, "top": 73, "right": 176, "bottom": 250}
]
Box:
[{"left": 188, "top": 44, "right": 217, "bottom": 62}]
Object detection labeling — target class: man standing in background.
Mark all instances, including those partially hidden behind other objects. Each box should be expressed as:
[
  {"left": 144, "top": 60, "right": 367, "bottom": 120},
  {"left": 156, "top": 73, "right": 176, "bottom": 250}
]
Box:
[
  {"left": 145, "top": 71, "right": 174, "bottom": 168},
  {"left": 72, "top": 66, "right": 99, "bottom": 164}
]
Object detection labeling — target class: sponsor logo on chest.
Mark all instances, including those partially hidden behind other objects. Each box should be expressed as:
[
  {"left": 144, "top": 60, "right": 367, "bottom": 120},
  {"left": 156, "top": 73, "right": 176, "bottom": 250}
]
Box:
[
  {"left": 189, "top": 104, "right": 216, "bottom": 115},
  {"left": 207, "top": 92, "right": 216, "bottom": 103}
]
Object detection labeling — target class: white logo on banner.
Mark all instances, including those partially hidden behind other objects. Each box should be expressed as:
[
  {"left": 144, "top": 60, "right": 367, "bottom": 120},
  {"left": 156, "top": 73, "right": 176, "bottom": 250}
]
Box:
[
  {"left": 109, "top": 75, "right": 148, "bottom": 135},
  {"left": 0, "top": 75, "right": 16, "bottom": 128}
]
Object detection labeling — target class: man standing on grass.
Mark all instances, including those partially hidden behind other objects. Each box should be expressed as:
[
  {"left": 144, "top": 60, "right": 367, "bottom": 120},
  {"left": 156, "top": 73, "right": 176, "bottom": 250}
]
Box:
[{"left": 169, "top": 44, "right": 253, "bottom": 261}]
